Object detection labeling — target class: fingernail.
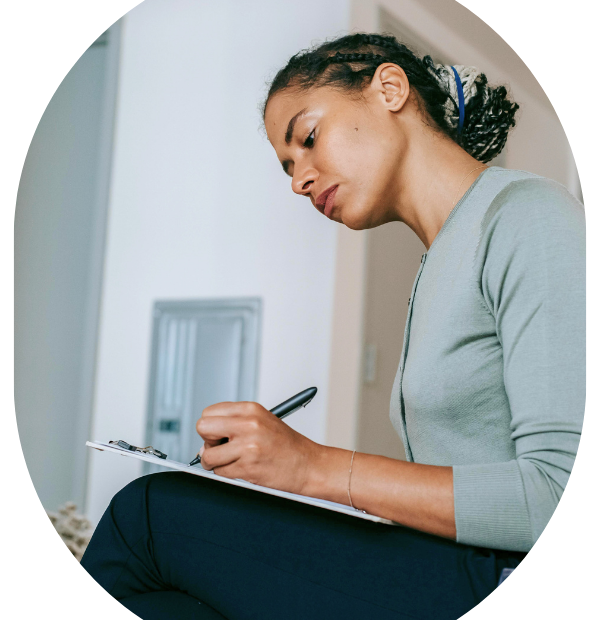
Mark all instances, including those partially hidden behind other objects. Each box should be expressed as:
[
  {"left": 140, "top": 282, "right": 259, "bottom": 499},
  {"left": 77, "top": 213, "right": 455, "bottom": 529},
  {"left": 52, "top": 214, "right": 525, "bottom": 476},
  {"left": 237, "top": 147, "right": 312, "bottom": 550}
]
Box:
[{"left": 199, "top": 445, "right": 205, "bottom": 457}]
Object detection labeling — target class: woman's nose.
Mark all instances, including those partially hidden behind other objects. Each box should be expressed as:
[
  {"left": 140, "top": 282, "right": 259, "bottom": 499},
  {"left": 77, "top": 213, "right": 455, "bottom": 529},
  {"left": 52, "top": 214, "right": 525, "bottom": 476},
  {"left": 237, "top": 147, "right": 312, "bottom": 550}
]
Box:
[{"left": 292, "top": 167, "right": 317, "bottom": 198}]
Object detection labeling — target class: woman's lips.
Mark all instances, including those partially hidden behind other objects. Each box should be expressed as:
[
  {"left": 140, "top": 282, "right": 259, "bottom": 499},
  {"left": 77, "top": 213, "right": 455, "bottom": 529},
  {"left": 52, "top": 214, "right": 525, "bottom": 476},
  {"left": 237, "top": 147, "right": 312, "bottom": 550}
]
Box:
[{"left": 316, "top": 185, "right": 339, "bottom": 219}]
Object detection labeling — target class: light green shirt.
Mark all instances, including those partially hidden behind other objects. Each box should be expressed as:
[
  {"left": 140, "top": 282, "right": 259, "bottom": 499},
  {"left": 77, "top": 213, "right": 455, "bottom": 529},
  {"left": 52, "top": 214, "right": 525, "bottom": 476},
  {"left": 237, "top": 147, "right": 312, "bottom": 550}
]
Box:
[{"left": 389, "top": 167, "right": 585, "bottom": 552}]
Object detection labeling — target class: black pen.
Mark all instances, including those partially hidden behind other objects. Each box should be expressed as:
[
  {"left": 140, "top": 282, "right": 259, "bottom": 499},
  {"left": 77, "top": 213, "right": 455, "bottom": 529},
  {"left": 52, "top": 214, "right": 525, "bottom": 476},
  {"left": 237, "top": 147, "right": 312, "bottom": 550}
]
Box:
[{"left": 188, "top": 387, "right": 317, "bottom": 466}]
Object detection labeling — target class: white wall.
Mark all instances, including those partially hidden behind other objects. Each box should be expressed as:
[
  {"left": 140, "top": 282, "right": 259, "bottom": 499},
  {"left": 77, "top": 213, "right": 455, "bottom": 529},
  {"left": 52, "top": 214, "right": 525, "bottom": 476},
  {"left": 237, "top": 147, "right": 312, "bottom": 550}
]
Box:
[
  {"left": 87, "top": 0, "right": 349, "bottom": 524},
  {"left": 15, "top": 31, "right": 118, "bottom": 512}
]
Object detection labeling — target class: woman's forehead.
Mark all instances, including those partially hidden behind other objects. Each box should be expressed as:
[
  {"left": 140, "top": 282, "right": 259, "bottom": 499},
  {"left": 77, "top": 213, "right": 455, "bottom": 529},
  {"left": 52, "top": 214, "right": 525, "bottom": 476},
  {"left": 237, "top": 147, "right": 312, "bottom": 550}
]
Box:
[
  {"left": 266, "top": 91, "right": 308, "bottom": 124},
  {"left": 265, "top": 91, "right": 307, "bottom": 143},
  {"left": 265, "top": 87, "right": 340, "bottom": 142}
]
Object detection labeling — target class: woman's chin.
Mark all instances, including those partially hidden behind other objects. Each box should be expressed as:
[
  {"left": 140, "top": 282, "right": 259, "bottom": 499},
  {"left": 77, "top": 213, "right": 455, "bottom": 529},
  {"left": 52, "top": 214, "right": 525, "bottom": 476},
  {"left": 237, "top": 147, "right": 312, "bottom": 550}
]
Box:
[
  {"left": 338, "top": 207, "right": 376, "bottom": 231},
  {"left": 341, "top": 218, "right": 365, "bottom": 231}
]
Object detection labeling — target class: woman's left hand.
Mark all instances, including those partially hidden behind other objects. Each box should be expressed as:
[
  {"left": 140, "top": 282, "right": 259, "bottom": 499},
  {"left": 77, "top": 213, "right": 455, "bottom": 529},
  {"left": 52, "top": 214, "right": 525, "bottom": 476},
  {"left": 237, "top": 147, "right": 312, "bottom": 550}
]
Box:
[{"left": 195, "top": 402, "right": 322, "bottom": 496}]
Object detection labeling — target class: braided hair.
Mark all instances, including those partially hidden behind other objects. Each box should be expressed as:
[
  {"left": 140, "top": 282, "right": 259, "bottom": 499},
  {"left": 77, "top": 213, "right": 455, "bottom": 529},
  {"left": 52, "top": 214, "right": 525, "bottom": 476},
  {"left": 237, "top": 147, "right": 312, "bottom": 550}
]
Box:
[{"left": 262, "top": 33, "right": 519, "bottom": 163}]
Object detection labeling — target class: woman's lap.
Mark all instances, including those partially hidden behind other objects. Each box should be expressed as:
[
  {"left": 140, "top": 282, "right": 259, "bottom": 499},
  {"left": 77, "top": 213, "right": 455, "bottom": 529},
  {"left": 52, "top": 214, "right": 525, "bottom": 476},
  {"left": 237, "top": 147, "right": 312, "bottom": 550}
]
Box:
[{"left": 81, "top": 472, "right": 525, "bottom": 620}]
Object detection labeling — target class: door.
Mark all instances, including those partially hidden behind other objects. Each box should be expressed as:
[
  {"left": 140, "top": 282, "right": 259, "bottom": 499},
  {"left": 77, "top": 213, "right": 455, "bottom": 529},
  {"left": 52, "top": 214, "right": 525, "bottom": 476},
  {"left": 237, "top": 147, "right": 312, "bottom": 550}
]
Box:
[{"left": 144, "top": 298, "right": 262, "bottom": 472}]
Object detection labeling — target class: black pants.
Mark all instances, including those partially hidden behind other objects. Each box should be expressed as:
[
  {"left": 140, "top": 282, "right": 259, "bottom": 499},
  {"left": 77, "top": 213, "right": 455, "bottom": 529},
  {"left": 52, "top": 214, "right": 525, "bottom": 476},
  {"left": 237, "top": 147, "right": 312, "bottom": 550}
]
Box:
[{"left": 81, "top": 472, "right": 525, "bottom": 620}]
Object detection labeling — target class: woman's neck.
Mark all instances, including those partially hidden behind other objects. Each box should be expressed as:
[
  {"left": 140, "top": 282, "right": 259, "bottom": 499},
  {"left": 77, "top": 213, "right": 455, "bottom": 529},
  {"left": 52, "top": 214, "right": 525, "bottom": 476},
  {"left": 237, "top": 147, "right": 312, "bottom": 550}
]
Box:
[{"left": 393, "top": 133, "right": 488, "bottom": 249}]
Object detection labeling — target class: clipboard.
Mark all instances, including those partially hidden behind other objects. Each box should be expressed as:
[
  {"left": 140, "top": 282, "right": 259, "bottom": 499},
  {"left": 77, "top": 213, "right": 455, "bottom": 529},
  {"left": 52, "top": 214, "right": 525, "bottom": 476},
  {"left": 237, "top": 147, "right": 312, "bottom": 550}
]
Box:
[{"left": 87, "top": 440, "right": 397, "bottom": 525}]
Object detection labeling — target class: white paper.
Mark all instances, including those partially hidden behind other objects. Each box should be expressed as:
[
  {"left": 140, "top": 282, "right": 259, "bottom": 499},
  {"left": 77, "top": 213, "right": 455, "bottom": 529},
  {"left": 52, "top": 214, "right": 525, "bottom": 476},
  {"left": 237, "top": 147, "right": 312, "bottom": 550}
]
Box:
[{"left": 87, "top": 441, "right": 397, "bottom": 525}]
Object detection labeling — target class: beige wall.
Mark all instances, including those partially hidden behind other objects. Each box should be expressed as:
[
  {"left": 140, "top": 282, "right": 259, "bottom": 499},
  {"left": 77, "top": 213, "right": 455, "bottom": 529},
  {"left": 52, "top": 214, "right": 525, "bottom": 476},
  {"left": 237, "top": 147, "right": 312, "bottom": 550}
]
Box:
[
  {"left": 356, "top": 223, "right": 424, "bottom": 458},
  {"left": 326, "top": 0, "right": 580, "bottom": 455},
  {"left": 325, "top": 227, "right": 368, "bottom": 450}
]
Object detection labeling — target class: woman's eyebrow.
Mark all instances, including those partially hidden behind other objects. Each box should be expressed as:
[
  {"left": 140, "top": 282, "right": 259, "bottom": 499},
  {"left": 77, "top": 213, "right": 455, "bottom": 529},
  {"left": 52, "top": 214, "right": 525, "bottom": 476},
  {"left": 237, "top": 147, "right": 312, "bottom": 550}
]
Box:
[
  {"left": 280, "top": 107, "right": 309, "bottom": 176},
  {"left": 285, "top": 107, "right": 308, "bottom": 145}
]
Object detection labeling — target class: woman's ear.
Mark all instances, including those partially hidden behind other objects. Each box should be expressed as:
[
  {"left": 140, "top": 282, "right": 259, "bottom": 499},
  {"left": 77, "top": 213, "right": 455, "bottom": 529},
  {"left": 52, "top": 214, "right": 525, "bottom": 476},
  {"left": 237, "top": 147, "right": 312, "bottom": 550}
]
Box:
[{"left": 371, "top": 63, "right": 410, "bottom": 113}]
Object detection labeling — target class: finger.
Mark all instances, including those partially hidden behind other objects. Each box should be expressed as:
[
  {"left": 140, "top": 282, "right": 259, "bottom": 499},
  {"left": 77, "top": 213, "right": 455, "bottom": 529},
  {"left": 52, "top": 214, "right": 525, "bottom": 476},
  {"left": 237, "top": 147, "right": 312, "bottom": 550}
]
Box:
[
  {"left": 196, "top": 402, "right": 265, "bottom": 442},
  {"left": 201, "top": 401, "right": 260, "bottom": 419},
  {"left": 213, "top": 463, "right": 245, "bottom": 480},
  {"left": 201, "top": 441, "right": 242, "bottom": 471},
  {"left": 196, "top": 415, "right": 247, "bottom": 441}
]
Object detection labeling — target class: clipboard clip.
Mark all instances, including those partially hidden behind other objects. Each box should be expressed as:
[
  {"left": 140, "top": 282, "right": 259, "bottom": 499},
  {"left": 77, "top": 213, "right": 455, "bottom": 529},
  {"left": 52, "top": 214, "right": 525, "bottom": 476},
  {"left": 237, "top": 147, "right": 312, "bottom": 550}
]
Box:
[{"left": 109, "top": 440, "right": 167, "bottom": 459}]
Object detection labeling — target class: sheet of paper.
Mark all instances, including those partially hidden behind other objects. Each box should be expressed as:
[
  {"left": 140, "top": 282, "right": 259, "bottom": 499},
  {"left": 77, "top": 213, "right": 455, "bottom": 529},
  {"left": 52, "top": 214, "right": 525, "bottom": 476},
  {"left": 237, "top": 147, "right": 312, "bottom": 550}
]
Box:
[{"left": 87, "top": 441, "right": 397, "bottom": 525}]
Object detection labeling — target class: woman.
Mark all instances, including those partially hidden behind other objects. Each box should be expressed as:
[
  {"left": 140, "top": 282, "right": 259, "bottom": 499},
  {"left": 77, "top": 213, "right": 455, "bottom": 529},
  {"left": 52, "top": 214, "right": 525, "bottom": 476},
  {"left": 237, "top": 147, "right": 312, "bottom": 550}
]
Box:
[{"left": 81, "top": 33, "right": 585, "bottom": 619}]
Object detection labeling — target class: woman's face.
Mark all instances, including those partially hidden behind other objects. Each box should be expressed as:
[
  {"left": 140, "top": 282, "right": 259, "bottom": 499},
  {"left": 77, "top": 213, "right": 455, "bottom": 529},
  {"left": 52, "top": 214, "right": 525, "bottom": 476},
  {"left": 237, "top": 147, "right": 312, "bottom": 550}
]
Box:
[{"left": 264, "top": 84, "right": 407, "bottom": 230}]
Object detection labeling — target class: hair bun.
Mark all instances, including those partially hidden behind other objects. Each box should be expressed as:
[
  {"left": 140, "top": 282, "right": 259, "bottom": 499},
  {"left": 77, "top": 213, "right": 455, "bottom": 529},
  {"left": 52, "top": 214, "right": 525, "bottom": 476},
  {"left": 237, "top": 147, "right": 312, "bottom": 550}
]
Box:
[
  {"left": 424, "top": 57, "right": 519, "bottom": 162},
  {"left": 461, "top": 80, "right": 519, "bottom": 162}
]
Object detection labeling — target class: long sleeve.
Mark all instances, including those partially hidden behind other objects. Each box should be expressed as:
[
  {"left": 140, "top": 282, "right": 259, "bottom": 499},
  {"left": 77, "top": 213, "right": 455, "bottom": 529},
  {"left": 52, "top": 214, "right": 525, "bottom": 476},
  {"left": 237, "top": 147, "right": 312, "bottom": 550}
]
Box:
[{"left": 452, "top": 179, "right": 585, "bottom": 551}]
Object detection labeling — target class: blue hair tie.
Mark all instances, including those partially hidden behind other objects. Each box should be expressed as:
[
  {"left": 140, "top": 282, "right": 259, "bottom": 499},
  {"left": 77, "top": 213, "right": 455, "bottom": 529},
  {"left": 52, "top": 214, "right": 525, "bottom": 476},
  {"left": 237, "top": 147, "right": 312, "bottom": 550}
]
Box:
[{"left": 451, "top": 66, "right": 465, "bottom": 136}]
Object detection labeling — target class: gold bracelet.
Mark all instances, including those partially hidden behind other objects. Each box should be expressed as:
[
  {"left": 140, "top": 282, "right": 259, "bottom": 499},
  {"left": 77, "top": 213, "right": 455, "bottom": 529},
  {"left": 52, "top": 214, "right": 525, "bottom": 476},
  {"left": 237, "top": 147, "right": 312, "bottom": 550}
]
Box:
[{"left": 348, "top": 450, "right": 356, "bottom": 509}]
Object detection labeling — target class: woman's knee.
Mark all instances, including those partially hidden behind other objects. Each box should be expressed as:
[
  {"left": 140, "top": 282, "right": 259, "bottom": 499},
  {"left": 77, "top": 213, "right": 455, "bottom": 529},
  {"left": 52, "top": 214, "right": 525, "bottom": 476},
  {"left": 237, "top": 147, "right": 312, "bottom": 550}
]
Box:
[
  {"left": 102, "top": 472, "right": 174, "bottom": 526},
  {"left": 110, "top": 472, "right": 156, "bottom": 506},
  {"left": 109, "top": 472, "right": 213, "bottom": 518}
]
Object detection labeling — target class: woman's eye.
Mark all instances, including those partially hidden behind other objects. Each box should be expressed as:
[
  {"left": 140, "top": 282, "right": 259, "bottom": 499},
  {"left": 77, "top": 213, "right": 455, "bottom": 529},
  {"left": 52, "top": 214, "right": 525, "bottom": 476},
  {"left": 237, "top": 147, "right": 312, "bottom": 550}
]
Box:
[{"left": 303, "top": 130, "right": 315, "bottom": 148}]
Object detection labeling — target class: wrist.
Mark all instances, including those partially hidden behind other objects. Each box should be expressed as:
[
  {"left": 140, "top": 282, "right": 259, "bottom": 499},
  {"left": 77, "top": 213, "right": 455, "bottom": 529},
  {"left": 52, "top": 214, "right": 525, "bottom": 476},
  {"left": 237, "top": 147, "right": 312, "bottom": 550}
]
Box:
[{"left": 302, "top": 444, "right": 353, "bottom": 505}]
